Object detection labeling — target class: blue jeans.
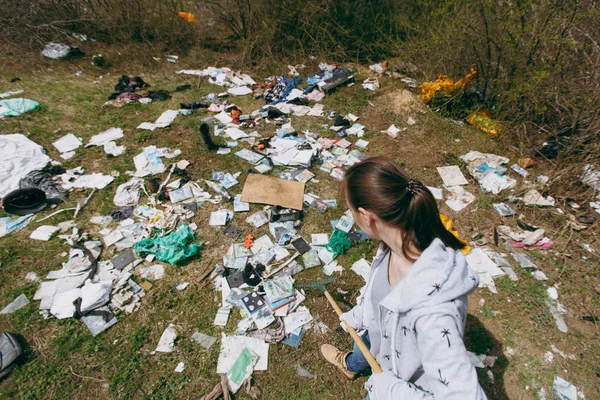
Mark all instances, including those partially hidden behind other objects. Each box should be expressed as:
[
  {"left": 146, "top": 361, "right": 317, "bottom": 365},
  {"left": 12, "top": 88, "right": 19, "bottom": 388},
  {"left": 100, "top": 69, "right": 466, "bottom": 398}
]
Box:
[{"left": 345, "top": 332, "right": 371, "bottom": 373}]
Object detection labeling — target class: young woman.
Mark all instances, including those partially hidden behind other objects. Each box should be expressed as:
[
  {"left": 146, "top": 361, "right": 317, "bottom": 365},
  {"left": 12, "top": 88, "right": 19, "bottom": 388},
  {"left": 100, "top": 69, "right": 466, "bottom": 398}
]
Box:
[{"left": 320, "top": 157, "right": 487, "bottom": 399}]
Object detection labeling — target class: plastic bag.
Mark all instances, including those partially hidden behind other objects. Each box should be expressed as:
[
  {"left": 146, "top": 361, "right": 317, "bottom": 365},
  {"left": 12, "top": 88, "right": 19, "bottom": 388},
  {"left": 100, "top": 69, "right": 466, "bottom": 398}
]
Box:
[
  {"left": 134, "top": 223, "right": 201, "bottom": 265},
  {"left": 0, "top": 98, "right": 40, "bottom": 117},
  {"left": 418, "top": 68, "right": 477, "bottom": 103},
  {"left": 466, "top": 110, "right": 499, "bottom": 138}
]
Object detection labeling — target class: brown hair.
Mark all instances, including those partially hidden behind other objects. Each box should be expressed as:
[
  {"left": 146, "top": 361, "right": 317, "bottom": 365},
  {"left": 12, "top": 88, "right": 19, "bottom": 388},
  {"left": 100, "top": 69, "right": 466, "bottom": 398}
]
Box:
[{"left": 342, "top": 156, "right": 465, "bottom": 260}]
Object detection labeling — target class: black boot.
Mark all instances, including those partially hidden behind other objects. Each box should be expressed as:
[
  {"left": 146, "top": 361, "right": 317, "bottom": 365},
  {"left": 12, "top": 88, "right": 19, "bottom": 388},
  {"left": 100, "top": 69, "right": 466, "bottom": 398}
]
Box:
[{"left": 200, "top": 123, "right": 219, "bottom": 151}]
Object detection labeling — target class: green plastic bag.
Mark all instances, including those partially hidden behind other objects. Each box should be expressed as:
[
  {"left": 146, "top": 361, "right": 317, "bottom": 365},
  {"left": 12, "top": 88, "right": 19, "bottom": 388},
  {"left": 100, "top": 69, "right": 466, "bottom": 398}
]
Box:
[
  {"left": 134, "top": 223, "right": 201, "bottom": 265},
  {"left": 326, "top": 229, "right": 353, "bottom": 258},
  {"left": 226, "top": 347, "right": 258, "bottom": 393},
  {"left": 0, "top": 98, "right": 40, "bottom": 117}
]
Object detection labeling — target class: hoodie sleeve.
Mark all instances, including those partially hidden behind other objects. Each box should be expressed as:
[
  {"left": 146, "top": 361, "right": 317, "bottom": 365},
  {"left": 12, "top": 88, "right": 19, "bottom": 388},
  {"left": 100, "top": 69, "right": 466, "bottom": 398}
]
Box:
[
  {"left": 341, "top": 305, "right": 365, "bottom": 331},
  {"left": 366, "top": 313, "right": 487, "bottom": 400}
]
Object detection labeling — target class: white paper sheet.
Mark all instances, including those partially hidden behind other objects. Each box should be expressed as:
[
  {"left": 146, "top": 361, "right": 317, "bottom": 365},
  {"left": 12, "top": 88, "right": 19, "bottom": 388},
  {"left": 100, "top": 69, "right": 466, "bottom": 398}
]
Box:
[
  {"left": 217, "top": 334, "right": 269, "bottom": 373},
  {"left": 437, "top": 166, "right": 469, "bottom": 186},
  {"left": 53, "top": 133, "right": 82, "bottom": 153},
  {"left": 87, "top": 127, "right": 124, "bottom": 146}
]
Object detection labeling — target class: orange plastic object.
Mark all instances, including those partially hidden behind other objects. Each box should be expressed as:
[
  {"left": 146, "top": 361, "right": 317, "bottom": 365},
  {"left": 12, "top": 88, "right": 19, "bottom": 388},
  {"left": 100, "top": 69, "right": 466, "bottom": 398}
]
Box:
[
  {"left": 230, "top": 109, "right": 242, "bottom": 125},
  {"left": 418, "top": 67, "right": 477, "bottom": 103},
  {"left": 518, "top": 156, "right": 536, "bottom": 169},
  {"left": 244, "top": 234, "right": 254, "bottom": 249},
  {"left": 178, "top": 12, "right": 198, "bottom": 24}
]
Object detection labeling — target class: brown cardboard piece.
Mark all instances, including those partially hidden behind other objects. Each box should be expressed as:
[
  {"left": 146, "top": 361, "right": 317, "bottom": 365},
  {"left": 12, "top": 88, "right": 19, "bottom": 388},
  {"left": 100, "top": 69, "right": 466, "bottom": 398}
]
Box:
[{"left": 241, "top": 174, "right": 305, "bottom": 210}]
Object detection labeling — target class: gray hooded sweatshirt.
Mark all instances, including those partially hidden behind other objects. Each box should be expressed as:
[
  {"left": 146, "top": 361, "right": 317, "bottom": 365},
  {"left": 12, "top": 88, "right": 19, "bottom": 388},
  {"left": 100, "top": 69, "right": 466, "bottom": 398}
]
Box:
[{"left": 342, "top": 239, "right": 487, "bottom": 399}]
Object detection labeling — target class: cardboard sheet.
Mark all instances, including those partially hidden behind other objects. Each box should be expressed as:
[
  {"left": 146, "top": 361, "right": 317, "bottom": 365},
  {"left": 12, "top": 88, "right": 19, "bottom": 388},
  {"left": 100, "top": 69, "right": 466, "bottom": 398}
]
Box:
[{"left": 241, "top": 174, "right": 304, "bottom": 210}]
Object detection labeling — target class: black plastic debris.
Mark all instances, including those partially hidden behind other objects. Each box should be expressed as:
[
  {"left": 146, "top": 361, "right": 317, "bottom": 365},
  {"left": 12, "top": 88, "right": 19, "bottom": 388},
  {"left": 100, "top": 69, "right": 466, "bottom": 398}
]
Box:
[
  {"left": 109, "top": 206, "right": 134, "bottom": 221},
  {"left": 19, "top": 170, "right": 66, "bottom": 203},
  {"left": 321, "top": 71, "right": 355, "bottom": 93},
  {"left": 143, "top": 90, "right": 171, "bottom": 101},
  {"left": 180, "top": 101, "right": 209, "bottom": 110},
  {"left": 175, "top": 84, "right": 191, "bottom": 92},
  {"left": 243, "top": 263, "right": 265, "bottom": 286},
  {"left": 291, "top": 237, "right": 311, "bottom": 254},
  {"left": 114, "top": 75, "right": 150, "bottom": 93},
  {"left": 111, "top": 249, "right": 136, "bottom": 271},
  {"left": 2, "top": 188, "right": 47, "bottom": 216}
]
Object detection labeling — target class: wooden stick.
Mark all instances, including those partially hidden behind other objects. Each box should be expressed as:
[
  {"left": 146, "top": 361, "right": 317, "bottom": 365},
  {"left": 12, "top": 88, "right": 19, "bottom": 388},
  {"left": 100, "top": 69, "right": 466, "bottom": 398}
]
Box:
[{"left": 323, "top": 290, "right": 383, "bottom": 374}]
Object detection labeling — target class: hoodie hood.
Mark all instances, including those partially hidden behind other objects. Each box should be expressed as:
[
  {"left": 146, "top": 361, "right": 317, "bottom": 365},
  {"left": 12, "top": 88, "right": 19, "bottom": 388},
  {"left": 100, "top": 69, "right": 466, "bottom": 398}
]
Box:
[{"left": 380, "top": 238, "right": 479, "bottom": 314}]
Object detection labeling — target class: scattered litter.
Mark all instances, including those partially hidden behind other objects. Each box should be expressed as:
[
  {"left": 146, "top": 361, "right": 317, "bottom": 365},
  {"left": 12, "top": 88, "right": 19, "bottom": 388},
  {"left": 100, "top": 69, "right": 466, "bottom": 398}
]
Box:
[
  {"left": 466, "top": 110, "right": 499, "bottom": 138},
  {"left": 384, "top": 124, "right": 404, "bottom": 138},
  {"left": 133, "top": 146, "right": 180, "bottom": 177},
  {"left": 214, "top": 307, "right": 231, "bottom": 327},
  {"left": 0, "top": 294, "right": 29, "bottom": 314},
  {"left": 210, "top": 210, "right": 230, "bottom": 226},
  {"left": 217, "top": 334, "right": 269, "bottom": 373},
  {"left": 138, "top": 110, "right": 180, "bottom": 130},
  {"left": 155, "top": 324, "right": 182, "bottom": 353},
  {"left": 0, "top": 89, "right": 24, "bottom": 99},
  {"left": 134, "top": 223, "right": 201, "bottom": 265},
  {"left": 296, "top": 365, "right": 316, "bottom": 378},
  {"left": 226, "top": 347, "right": 258, "bottom": 393},
  {"left": 437, "top": 166, "right": 468, "bottom": 186},
  {"left": 0, "top": 98, "right": 40, "bottom": 117},
  {"left": 547, "top": 298, "right": 568, "bottom": 333},
  {"left": 138, "top": 264, "right": 165, "bottom": 281},
  {"left": 465, "top": 248, "right": 505, "bottom": 293},
  {"left": 460, "top": 151, "right": 516, "bottom": 194},
  {"left": 53, "top": 133, "right": 82, "bottom": 155},
  {"left": 114, "top": 178, "right": 144, "bottom": 206},
  {"left": 87, "top": 127, "right": 124, "bottom": 147},
  {"left": 362, "top": 78, "right": 379, "bottom": 91},
  {"left": 550, "top": 344, "right": 576, "bottom": 360},
  {"left": 174, "top": 362, "right": 185, "bottom": 373},
  {"left": 511, "top": 164, "right": 529, "bottom": 177},
  {"left": 552, "top": 376, "right": 578, "bottom": 400},
  {"left": 493, "top": 203, "right": 515, "bottom": 217},
  {"left": 104, "top": 141, "right": 125, "bottom": 157},
  {"left": 418, "top": 68, "right": 477, "bottom": 103},
  {"left": 42, "top": 42, "right": 82, "bottom": 59},
  {"left": 29, "top": 225, "right": 60, "bottom": 241},
  {"left": 241, "top": 174, "right": 304, "bottom": 210},
  {"left": 581, "top": 164, "right": 600, "bottom": 195},
  {"left": 191, "top": 332, "right": 217, "bottom": 349},
  {"left": 445, "top": 186, "right": 476, "bottom": 212},
  {"left": 25, "top": 272, "right": 39, "bottom": 282},
  {"left": 523, "top": 190, "right": 555, "bottom": 207}
]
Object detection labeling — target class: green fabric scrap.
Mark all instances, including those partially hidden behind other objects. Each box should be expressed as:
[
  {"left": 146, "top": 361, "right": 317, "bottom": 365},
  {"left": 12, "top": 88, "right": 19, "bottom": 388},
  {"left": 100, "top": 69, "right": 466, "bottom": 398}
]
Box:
[
  {"left": 134, "top": 223, "right": 201, "bottom": 265},
  {"left": 326, "top": 228, "right": 353, "bottom": 258},
  {"left": 0, "top": 98, "right": 40, "bottom": 117}
]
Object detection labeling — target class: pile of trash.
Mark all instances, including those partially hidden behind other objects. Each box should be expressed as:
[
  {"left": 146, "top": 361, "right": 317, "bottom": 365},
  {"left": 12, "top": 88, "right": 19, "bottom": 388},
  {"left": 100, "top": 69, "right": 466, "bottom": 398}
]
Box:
[{"left": 2, "top": 58, "right": 597, "bottom": 396}]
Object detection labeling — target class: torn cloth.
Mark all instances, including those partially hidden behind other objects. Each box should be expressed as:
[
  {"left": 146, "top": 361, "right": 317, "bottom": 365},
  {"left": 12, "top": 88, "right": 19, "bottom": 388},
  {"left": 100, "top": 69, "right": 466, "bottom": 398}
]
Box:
[{"left": 0, "top": 134, "right": 51, "bottom": 198}]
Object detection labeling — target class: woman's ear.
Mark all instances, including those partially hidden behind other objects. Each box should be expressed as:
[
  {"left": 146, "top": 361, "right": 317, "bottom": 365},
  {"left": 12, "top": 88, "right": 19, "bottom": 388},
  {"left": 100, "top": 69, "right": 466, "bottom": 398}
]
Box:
[{"left": 357, "top": 207, "right": 374, "bottom": 226}]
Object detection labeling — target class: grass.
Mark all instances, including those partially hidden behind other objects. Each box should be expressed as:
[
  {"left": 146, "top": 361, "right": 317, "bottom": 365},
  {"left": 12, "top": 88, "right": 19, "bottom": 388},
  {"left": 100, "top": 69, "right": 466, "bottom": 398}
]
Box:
[{"left": 0, "top": 54, "right": 599, "bottom": 399}]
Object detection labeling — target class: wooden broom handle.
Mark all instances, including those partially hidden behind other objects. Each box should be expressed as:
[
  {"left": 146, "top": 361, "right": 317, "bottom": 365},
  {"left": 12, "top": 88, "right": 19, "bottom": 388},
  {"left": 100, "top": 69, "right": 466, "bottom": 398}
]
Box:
[{"left": 324, "top": 290, "right": 383, "bottom": 374}]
